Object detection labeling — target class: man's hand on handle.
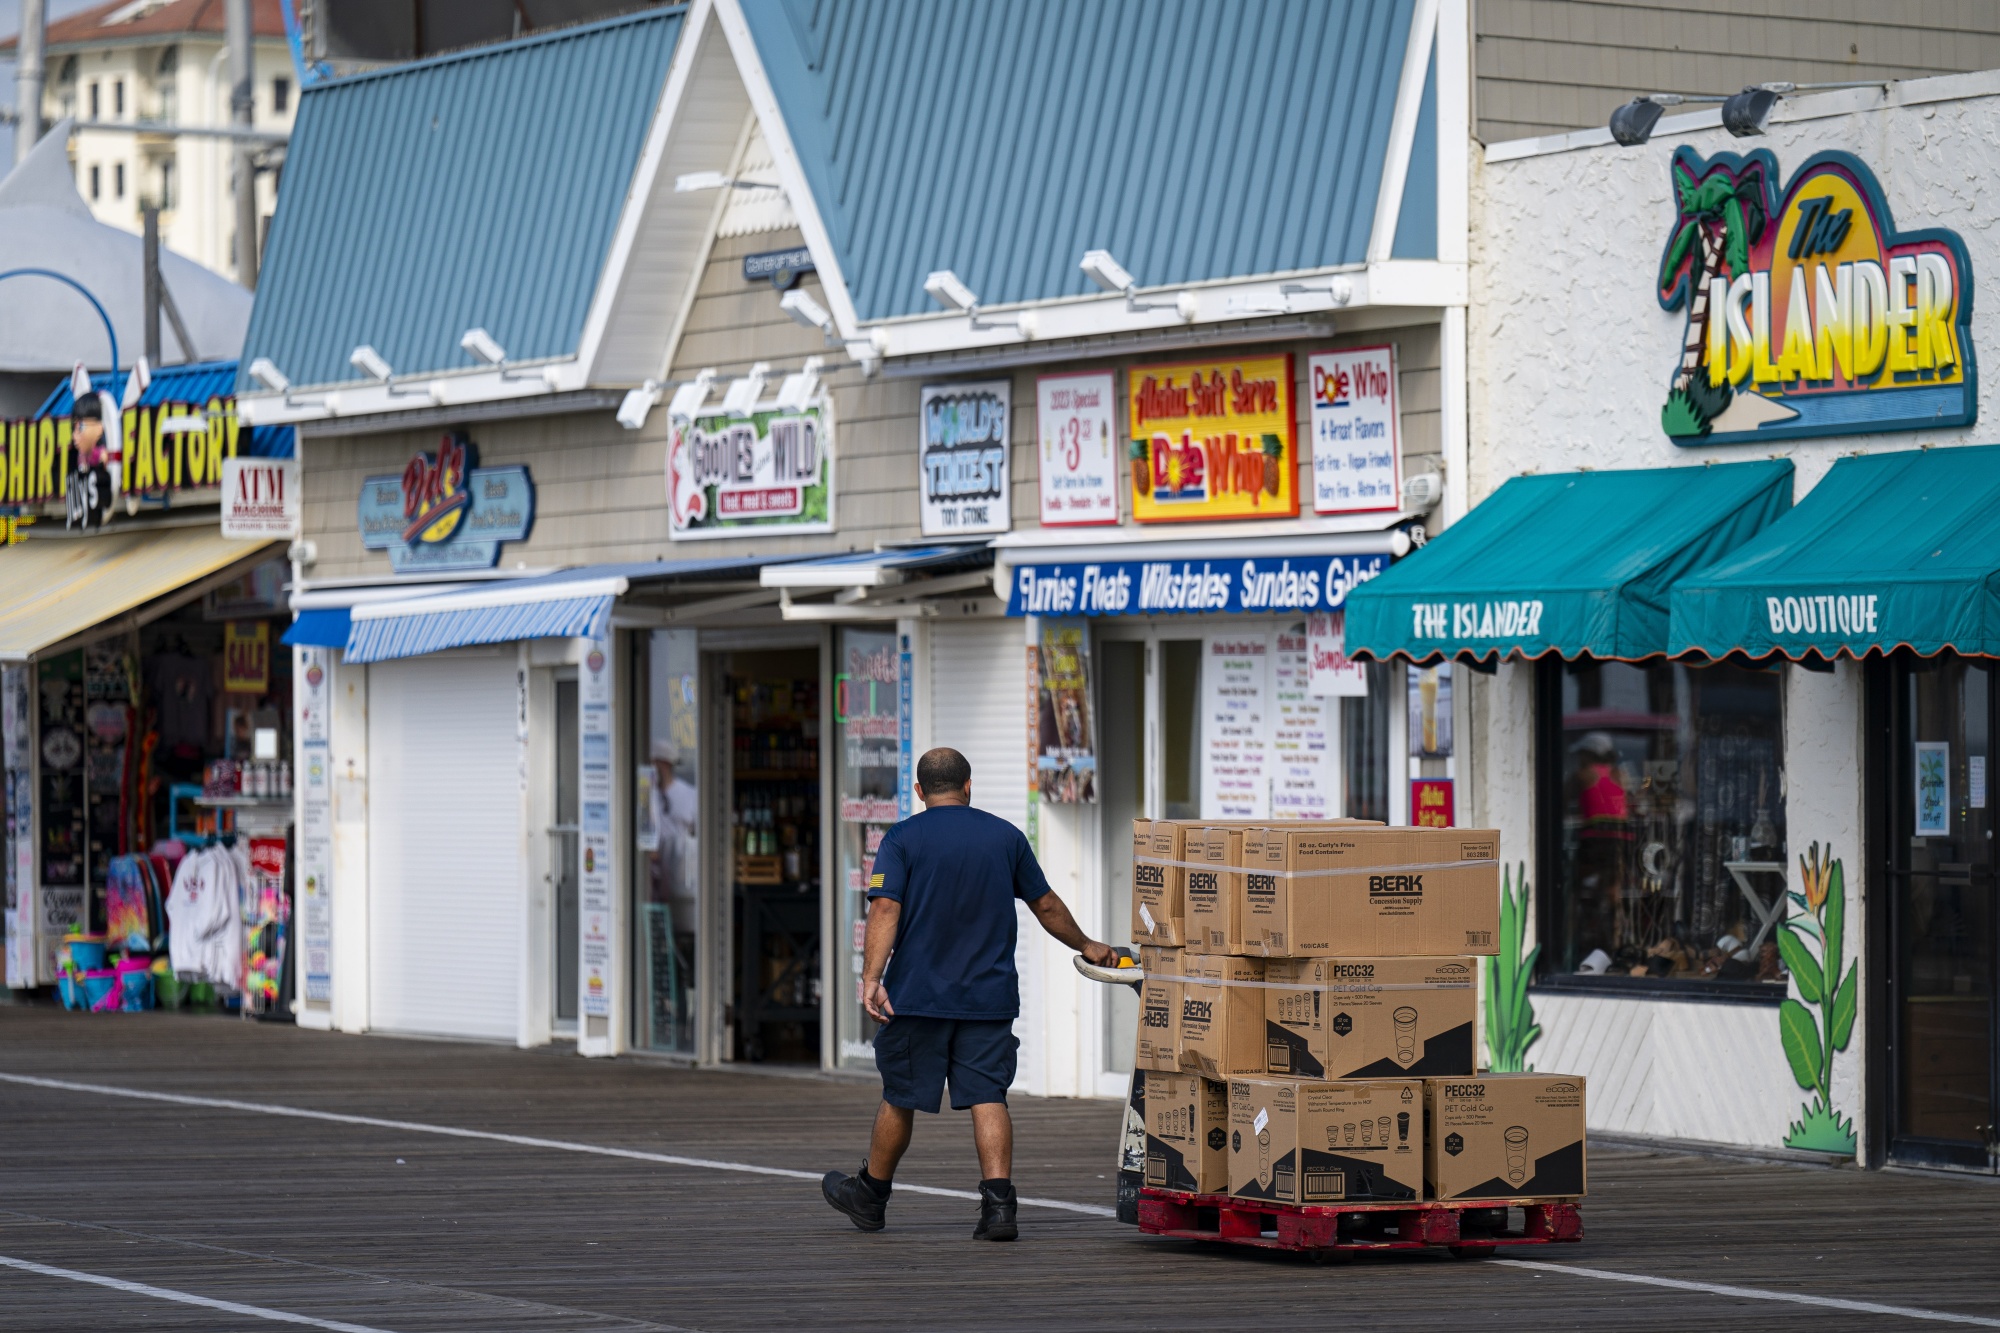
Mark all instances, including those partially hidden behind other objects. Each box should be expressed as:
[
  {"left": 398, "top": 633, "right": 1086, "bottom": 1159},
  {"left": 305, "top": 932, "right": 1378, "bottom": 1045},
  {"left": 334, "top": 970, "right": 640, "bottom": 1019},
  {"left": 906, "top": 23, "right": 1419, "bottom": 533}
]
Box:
[{"left": 1028, "top": 890, "right": 1116, "bottom": 967}]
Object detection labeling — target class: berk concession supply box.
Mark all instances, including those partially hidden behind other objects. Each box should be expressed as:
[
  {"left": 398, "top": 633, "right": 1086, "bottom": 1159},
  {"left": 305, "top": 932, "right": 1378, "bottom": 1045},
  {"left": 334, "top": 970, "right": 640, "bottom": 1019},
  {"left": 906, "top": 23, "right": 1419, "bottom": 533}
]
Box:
[
  {"left": 1426, "top": 1074, "right": 1587, "bottom": 1201},
  {"left": 1178, "top": 955, "right": 1267, "bottom": 1078},
  {"left": 1135, "top": 945, "right": 1183, "bottom": 1072},
  {"left": 1132, "top": 819, "right": 1192, "bottom": 945},
  {"left": 1241, "top": 826, "right": 1502, "bottom": 957},
  {"left": 1265, "top": 957, "right": 1477, "bottom": 1078},
  {"left": 1186, "top": 821, "right": 1380, "bottom": 955}
]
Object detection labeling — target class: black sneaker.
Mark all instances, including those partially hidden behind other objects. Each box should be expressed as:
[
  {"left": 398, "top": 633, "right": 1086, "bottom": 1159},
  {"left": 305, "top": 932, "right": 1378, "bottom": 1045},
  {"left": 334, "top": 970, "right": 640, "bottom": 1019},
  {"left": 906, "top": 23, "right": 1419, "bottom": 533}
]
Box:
[
  {"left": 822, "top": 1166, "right": 888, "bottom": 1232},
  {"left": 972, "top": 1180, "right": 1018, "bottom": 1242}
]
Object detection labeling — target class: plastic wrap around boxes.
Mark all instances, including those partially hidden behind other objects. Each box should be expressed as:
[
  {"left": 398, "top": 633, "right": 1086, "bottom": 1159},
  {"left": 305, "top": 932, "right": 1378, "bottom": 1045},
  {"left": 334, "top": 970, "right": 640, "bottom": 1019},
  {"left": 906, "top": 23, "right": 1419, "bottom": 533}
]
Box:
[{"left": 1135, "top": 818, "right": 1586, "bottom": 1206}]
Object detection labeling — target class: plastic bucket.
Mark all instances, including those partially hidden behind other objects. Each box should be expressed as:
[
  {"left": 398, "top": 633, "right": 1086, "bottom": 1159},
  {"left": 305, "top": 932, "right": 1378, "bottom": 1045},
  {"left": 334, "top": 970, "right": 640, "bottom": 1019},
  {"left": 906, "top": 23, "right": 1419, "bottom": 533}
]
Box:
[
  {"left": 82, "top": 970, "right": 120, "bottom": 1011},
  {"left": 154, "top": 972, "right": 188, "bottom": 1009},
  {"left": 64, "top": 936, "right": 108, "bottom": 971},
  {"left": 120, "top": 970, "right": 154, "bottom": 1011},
  {"left": 57, "top": 974, "right": 83, "bottom": 1010}
]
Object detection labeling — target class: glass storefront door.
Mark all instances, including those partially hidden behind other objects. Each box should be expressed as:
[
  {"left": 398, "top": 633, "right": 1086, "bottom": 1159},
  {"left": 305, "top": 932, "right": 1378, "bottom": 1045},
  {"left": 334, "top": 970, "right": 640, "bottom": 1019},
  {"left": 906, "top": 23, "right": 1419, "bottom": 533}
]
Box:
[
  {"left": 1888, "top": 654, "right": 1996, "bottom": 1169},
  {"left": 633, "top": 631, "right": 700, "bottom": 1055},
  {"left": 833, "top": 627, "right": 899, "bottom": 1069}
]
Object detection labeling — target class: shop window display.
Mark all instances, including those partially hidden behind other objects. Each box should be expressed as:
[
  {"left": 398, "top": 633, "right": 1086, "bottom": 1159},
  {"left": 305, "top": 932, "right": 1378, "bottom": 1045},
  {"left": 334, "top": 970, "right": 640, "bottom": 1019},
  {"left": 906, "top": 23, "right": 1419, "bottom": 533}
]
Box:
[
  {"left": 835, "top": 628, "right": 896, "bottom": 1069},
  {"left": 635, "top": 630, "right": 699, "bottom": 1055},
  {"left": 1542, "top": 658, "right": 1787, "bottom": 992}
]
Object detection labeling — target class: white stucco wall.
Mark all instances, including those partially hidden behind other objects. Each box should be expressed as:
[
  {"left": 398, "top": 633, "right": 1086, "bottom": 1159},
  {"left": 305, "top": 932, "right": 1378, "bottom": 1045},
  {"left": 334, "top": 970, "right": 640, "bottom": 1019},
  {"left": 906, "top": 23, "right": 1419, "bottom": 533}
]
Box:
[{"left": 1463, "top": 74, "right": 2000, "bottom": 1154}]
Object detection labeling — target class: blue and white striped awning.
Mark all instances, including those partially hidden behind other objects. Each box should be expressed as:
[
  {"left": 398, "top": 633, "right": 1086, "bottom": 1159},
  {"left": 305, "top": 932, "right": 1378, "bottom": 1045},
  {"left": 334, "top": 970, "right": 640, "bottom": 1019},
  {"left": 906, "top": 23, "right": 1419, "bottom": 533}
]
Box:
[{"left": 343, "top": 577, "right": 626, "bottom": 664}]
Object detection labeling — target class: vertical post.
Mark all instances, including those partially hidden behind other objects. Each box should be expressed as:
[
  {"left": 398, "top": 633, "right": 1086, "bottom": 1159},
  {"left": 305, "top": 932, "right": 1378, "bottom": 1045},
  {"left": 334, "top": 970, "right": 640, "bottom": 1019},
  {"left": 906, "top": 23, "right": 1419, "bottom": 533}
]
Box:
[
  {"left": 227, "top": 0, "right": 258, "bottom": 287},
  {"left": 142, "top": 206, "right": 162, "bottom": 366},
  {"left": 13, "top": 0, "right": 44, "bottom": 167}
]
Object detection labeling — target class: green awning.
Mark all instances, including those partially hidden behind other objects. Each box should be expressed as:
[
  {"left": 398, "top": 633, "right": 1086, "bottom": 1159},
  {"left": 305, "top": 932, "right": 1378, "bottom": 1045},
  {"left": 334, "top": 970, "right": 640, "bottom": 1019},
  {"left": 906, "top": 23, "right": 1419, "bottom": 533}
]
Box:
[
  {"left": 1671, "top": 445, "right": 2000, "bottom": 661},
  {"left": 1345, "top": 460, "right": 1793, "bottom": 663}
]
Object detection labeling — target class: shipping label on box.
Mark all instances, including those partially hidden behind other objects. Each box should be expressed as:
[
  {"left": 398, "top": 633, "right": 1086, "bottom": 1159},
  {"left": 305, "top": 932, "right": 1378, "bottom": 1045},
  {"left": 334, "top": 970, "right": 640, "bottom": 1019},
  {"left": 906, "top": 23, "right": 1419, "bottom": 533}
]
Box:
[
  {"left": 1179, "top": 956, "right": 1267, "bottom": 1078},
  {"left": 1293, "top": 1079, "right": 1422, "bottom": 1203},
  {"left": 1426, "top": 1074, "right": 1587, "bottom": 1201},
  {"left": 1265, "top": 957, "right": 1477, "bottom": 1079},
  {"left": 1135, "top": 945, "right": 1183, "bottom": 1071},
  {"left": 1144, "top": 1071, "right": 1230, "bottom": 1194},
  {"left": 1243, "top": 827, "right": 1501, "bottom": 957}
]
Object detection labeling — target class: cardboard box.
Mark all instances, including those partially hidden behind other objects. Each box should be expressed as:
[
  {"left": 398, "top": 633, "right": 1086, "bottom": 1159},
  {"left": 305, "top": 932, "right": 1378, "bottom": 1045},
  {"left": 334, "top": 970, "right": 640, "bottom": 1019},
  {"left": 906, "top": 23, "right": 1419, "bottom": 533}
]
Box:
[
  {"left": 1132, "top": 819, "right": 1191, "bottom": 945},
  {"left": 1228, "top": 1077, "right": 1422, "bottom": 1205},
  {"left": 1265, "top": 957, "right": 1478, "bottom": 1079},
  {"left": 1426, "top": 1074, "right": 1587, "bottom": 1200},
  {"left": 1135, "top": 945, "right": 1183, "bottom": 1072},
  {"left": 1144, "top": 1071, "right": 1230, "bottom": 1194},
  {"left": 1242, "top": 827, "right": 1502, "bottom": 957},
  {"left": 1187, "top": 821, "right": 1382, "bottom": 955},
  {"left": 1178, "top": 955, "right": 1267, "bottom": 1078}
]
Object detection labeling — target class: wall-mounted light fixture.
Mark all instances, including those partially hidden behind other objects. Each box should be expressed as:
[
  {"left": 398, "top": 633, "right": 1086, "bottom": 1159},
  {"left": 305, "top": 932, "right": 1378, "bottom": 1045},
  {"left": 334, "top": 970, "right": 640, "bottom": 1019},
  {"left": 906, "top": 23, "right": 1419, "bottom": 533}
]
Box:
[
  {"left": 720, "top": 363, "right": 770, "bottom": 417},
  {"left": 459, "top": 326, "right": 544, "bottom": 382},
  {"left": 617, "top": 380, "right": 662, "bottom": 430},
  {"left": 1079, "top": 249, "right": 1197, "bottom": 322},
  {"left": 780, "top": 288, "right": 836, "bottom": 342},
  {"left": 774, "top": 356, "right": 824, "bottom": 412},
  {"left": 667, "top": 368, "right": 717, "bottom": 422},
  {"left": 1610, "top": 81, "right": 1886, "bottom": 144},
  {"left": 923, "top": 269, "right": 1036, "bottom": 337},
  {"left": 350, "top": 344, "right": 435, "bottom": 401}
]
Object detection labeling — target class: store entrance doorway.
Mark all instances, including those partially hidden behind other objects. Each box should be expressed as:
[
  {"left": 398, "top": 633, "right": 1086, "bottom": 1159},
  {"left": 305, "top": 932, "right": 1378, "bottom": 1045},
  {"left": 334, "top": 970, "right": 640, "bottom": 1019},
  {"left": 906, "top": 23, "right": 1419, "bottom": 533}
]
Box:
[
  {"left": 724, "top": 649, "right": 821, "bottom": 1063},
  {"left": 551, "top": 674, "right": 579, "bottom": 1035},
  {"left": 1886, "top": 653, "right": 1997, "bottom": 1171}
]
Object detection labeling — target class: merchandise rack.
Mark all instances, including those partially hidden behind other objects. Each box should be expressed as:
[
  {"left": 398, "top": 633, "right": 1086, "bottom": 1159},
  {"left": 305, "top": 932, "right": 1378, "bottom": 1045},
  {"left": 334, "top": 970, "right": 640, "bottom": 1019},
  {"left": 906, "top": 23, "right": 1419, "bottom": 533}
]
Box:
[{"left": 1138, "top": 1187, "right": 1582, "bottom": 1259}]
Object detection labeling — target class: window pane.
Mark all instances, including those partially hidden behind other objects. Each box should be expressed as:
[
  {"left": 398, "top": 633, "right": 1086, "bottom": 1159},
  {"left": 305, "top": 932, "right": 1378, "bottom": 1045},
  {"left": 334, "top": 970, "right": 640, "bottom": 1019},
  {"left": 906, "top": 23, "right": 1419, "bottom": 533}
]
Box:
[
  {"left": 1159, "top": 640, "right": 1201, "bottom": 819},
  {"left": 1552, "top": 659, "right": 1786, "bottom": 987},
  {"left": 1098, "top": 639, "right": 1144, "bottom": 1075},
  {"left": 1342, "top": 660, "right": 1390, "bottom": 822},
  {"left": 635, "top": 629, "right": 699, "bottom": 1055},
  {"left": 834, "top": 628, "right": 897, "bottom": 1068}
]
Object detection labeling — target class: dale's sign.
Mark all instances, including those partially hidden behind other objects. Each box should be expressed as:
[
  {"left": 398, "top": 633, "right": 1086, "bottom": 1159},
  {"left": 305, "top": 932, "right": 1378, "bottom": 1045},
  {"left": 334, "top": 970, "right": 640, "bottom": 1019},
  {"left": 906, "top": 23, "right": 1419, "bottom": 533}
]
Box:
[{"left": 1656, "top": 147, "right": 1974, "bottom": 445}]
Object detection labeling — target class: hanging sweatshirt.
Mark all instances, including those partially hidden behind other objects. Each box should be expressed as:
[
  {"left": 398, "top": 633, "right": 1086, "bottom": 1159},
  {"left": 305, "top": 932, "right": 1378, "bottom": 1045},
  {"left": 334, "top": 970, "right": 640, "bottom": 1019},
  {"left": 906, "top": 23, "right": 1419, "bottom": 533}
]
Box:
[{"left": 165, "top": 847, "right": 245, "bottom": 990}]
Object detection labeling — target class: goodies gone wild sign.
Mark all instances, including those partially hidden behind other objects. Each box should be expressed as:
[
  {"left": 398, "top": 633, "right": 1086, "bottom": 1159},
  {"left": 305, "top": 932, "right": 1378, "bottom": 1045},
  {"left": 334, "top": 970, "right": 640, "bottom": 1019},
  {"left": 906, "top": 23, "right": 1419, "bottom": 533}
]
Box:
[{"left": 1656, "top": 147, "right": 1974, "bottom": 445}]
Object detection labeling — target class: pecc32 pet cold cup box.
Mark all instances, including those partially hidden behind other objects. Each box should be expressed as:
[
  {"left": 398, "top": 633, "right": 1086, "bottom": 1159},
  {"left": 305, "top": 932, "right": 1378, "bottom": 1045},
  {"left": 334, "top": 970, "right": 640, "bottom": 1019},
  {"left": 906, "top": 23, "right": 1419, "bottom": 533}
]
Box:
[
  {"left": 1425, "top": 1074, "right": 1588, "bottom": 1201},
  {"left": 1264, "top": 957, "right": 1478, "bottom": 1079},
  {"left": 1144, "top": 1071, "right": 1230, "bottom": 1194},
  {"left": 1228, "top": 1076, "right": 1423, "bottom": 1206}
]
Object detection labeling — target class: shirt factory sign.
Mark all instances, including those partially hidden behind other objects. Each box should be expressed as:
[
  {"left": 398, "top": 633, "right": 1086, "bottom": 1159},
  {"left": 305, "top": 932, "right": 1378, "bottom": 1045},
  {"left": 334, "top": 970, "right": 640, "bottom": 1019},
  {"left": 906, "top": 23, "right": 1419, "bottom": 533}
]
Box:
[
  {"left": 1656, "top": 147, "right": 1974, "bottom": 444},
  {"left": 357, "top": 432, "right": 535, "bottom": 571}
]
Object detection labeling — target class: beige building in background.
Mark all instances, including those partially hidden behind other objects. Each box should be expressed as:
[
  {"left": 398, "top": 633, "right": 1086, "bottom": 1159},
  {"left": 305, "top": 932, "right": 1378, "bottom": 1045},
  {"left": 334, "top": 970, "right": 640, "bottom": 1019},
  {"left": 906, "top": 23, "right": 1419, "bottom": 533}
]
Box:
[{"left": 4, "top": 0, "right": 295, "bottom": 282}]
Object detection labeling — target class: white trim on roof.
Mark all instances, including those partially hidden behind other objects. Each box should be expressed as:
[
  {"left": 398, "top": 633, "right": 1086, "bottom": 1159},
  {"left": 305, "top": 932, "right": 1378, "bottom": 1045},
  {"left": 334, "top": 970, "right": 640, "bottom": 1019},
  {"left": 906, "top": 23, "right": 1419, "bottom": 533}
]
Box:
[
  {"left": 347, "top": 576, "right": 631, "bottom": 621},
  {"left": 1367, "top": 0, "right": 1439, "bottom": 264}
]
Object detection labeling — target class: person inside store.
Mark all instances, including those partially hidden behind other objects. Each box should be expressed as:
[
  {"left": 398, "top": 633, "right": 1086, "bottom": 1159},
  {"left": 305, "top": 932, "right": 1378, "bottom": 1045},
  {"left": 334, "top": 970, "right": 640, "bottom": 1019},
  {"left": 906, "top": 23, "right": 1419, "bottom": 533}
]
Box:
[
  {"left": 821, "top": 746, "right": 1114, "bottom": 1242},
  {"left": 1568, "top": 731, "right": 1634, "bottom": 968},
  {"left": 648, "top": 739, "right": 698, "bottom": 900}
]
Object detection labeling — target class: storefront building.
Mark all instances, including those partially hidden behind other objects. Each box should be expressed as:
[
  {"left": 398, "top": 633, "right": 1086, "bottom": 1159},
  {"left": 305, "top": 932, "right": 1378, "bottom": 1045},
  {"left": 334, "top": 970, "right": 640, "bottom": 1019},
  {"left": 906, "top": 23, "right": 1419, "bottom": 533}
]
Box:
[
  {"left": 241, "top": 0, "right": 1473, "bottom": 1092},
  {"left": 1, "top": 359, "right": 297, "bottom": 994},
  {"left": 1348, "top": 70, "right": 2000, "bottom": 1167}
]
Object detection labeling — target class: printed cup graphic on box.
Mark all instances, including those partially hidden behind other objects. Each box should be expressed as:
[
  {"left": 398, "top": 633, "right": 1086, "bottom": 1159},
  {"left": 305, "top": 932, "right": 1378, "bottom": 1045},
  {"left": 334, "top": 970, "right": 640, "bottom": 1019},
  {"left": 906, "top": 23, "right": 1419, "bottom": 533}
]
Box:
[
  {"left": 1378, "top": 1115, "right": 1391, "bottom": 1144},
  {"left": 1257, "top": 1127, "right": 1272, "bottom": 1188},
  {"left": 1505, "top": 1125, "right": 1530, "bottom": 1183},
  {"left": 1397, "top": 1110, "right": 1410, "bottom": 1143},
  {"left": 1360, "top": 1118, "right": 1373, "bottom": 1145},
  {"left": 1343, "top": 1121, "right": 1357, "bottom": 1146},
  {"left": 1393, "top": 1005, "right": 1420, "bottom": 1064}
]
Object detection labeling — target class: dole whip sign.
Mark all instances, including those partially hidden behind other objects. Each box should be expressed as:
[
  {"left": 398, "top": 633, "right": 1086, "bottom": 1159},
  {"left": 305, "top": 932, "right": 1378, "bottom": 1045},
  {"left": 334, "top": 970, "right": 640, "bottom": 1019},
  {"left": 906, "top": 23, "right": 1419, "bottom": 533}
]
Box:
[{"left": 1656, "top": 147, "right": 1974, "bottom": 444}]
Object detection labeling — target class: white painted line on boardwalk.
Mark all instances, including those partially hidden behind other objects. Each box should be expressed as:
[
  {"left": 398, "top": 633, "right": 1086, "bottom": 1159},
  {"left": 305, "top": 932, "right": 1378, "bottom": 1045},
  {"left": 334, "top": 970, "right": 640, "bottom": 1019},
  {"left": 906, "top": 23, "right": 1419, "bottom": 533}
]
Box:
[
  {"left": 0, "top": 1072, "right": 1116, "bottom": 1219},
  {"left": 0, "top": 1253, "right": 398, "bottom": 1332},
  {"left": 1498, "top": 1259, "right": 2000, "bottom": 1327}
]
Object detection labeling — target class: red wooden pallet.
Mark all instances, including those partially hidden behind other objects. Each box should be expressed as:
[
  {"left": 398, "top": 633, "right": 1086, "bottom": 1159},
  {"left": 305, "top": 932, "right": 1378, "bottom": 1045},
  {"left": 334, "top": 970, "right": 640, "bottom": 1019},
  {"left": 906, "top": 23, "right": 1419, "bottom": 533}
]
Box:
[{"left": 1139, "top": 1188, "right": 1582, "bottom": 1258}]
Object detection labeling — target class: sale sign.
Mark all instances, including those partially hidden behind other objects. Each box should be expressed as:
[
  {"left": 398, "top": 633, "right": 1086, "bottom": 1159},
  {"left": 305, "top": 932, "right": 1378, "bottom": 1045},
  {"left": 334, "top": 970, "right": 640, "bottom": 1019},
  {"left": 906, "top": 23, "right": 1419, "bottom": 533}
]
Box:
[
  {"left": 1035, "top": 371, "right": 1118, "bottom": 526},
  {"left": 1309, "top": 346, "right": 1400, "bottom": 514},
  {"left": 1128, "top": 354, "right": 1297, "bottom": 523}
]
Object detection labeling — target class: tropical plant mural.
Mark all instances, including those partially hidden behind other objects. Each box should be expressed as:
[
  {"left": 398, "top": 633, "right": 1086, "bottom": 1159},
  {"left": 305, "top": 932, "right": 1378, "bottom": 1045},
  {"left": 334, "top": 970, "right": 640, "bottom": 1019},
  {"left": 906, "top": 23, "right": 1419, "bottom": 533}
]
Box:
[
  {"left": 1778, "top": 843, "right": 1858, "bottom": 1153},
  {"left": 1485, "top": 864, "right": 1542, "bottom": 1073},
  {"left": 1655, "top": 151, "right": 1773, "bottom": 438}
]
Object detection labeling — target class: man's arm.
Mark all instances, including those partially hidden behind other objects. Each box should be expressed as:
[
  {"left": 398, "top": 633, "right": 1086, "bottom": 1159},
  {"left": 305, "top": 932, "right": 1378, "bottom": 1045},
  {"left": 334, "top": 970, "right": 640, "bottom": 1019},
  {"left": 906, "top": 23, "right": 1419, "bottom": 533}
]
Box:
[
  {"left": 861, "top": 896, "right": 900, "bottom": 1023},
  {"left": 1027, "top": 890, "right": 1116, "bottom": 966}
]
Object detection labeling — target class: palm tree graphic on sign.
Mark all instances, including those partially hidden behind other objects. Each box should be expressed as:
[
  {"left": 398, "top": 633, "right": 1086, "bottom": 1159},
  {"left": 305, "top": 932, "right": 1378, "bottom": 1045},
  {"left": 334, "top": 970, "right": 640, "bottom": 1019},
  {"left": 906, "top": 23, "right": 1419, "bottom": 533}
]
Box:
[{"left": 1655, "top": 151, "right": 1773, "bottom": 438}]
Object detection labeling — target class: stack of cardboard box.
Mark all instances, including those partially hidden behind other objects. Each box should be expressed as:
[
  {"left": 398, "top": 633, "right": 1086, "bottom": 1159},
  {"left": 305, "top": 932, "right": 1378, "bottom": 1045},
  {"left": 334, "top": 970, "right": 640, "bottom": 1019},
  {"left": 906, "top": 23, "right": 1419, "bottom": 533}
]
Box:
[{"left": 1134, "top": 818, "right": 1587, "bottom": 1207}]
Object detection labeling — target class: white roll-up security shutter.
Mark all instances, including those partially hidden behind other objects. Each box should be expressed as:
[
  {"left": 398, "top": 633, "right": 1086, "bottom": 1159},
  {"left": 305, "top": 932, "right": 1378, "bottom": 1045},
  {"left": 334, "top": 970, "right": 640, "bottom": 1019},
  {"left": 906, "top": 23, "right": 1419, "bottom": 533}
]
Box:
[
  {"left": 929, "top": 620, "right": 1029, "bottom": 831},
  {"left": 366, "top": 651, "right": 521, "bottom": 1041}
]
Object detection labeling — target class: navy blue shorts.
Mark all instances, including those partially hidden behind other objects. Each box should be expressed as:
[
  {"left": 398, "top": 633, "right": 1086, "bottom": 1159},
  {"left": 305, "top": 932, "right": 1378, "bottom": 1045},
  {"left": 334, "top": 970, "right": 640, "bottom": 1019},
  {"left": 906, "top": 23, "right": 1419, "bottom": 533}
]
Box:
[{"left": 874, "top": 1016, "right": 1017, "bottom": 1113}]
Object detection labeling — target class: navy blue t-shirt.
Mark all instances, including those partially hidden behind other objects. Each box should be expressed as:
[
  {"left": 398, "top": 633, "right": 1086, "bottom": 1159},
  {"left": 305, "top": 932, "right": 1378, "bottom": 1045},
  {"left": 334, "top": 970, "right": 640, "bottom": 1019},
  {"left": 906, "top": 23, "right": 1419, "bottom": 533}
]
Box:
[{"left": 867, "top": 804, "right": 1051, "bottom": 1020}]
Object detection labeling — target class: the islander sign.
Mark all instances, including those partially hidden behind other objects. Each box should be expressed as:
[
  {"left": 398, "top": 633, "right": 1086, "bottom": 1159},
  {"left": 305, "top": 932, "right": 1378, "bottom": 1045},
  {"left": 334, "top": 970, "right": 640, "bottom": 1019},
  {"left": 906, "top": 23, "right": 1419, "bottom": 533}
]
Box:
[
  {"left": 1657, "top": 147, "right": 1974, "bottom": 444},
  {"left": 667, "top": 398, "right": 832, "bottom": 540},
  {"left": 357, "top": 432, "right": 534, "bottom": 572}
]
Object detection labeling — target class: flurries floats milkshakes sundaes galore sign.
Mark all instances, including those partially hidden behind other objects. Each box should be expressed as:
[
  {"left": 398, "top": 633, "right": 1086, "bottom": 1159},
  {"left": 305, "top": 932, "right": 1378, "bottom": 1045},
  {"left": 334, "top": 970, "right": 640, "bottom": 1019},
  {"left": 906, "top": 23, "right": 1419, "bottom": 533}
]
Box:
[{"left": 1656, "top": 147, "right": 1974, "bottom": 444}]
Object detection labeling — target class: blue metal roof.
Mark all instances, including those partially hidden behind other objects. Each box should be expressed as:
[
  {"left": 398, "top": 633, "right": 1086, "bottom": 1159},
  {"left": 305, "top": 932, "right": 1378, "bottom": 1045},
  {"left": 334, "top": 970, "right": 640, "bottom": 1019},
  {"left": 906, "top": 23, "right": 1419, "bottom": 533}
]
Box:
[
  {"left": 37, "top": 360, "right": 294, "bottom": 459},
  {"left": 741, "top": 0, "right": 1420, "bottom": 321},
  {"left": 239, "top": 8, "right": 684, "bottom": 394}
]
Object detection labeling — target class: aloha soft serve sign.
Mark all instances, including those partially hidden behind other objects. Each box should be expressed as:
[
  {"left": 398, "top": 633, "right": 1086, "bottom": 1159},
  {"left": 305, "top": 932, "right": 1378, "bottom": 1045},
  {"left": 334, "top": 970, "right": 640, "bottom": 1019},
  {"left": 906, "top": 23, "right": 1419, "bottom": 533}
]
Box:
[{"left": 1656, "top": 147, "right": 1974, "bottom": 444}]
